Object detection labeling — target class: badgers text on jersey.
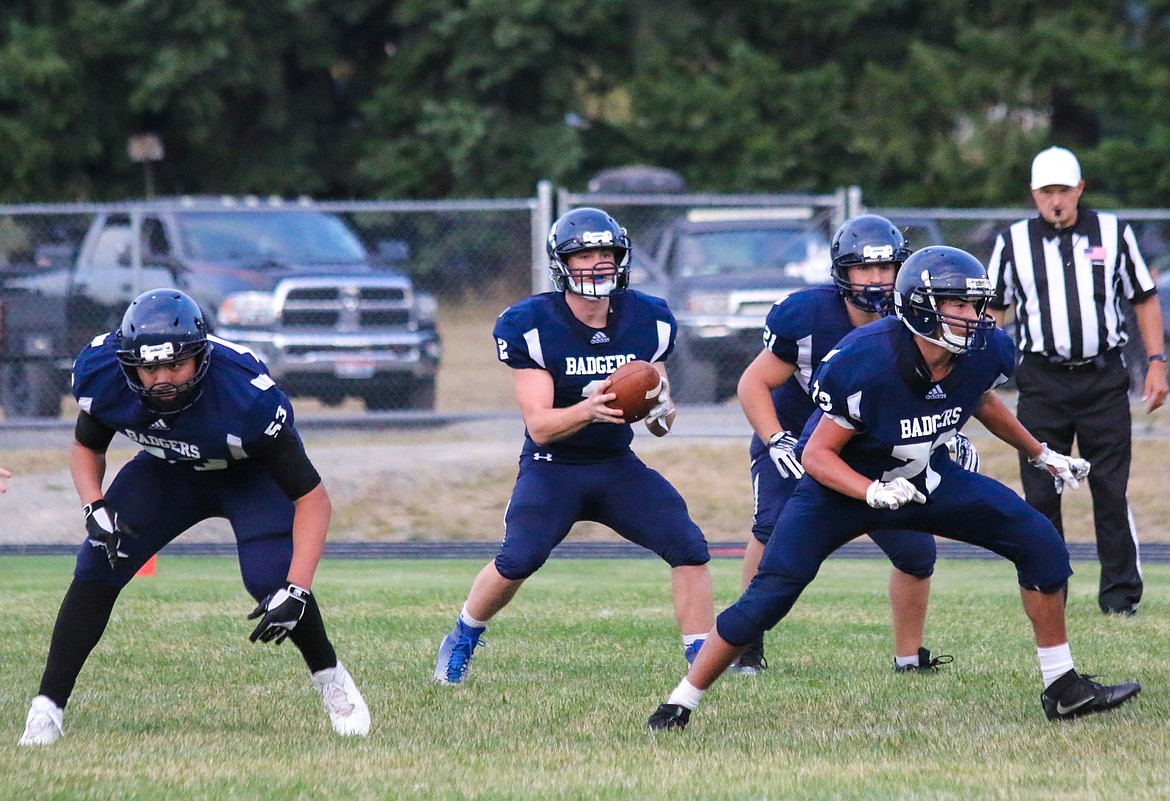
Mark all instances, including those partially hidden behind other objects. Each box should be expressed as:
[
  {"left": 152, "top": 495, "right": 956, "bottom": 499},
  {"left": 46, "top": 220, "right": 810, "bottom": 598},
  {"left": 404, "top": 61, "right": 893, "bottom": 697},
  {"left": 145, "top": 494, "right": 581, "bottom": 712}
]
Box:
[{"left": 899, "top": 408, "right": 962, "bottom": 440}]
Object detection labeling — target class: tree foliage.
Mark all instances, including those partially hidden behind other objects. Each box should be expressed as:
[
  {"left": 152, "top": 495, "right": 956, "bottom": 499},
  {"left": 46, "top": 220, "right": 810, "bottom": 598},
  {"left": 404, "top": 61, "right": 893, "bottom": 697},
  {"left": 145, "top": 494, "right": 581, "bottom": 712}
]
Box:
[{"left": 1, "top": 0, "right": 1169, "bottom": 206}]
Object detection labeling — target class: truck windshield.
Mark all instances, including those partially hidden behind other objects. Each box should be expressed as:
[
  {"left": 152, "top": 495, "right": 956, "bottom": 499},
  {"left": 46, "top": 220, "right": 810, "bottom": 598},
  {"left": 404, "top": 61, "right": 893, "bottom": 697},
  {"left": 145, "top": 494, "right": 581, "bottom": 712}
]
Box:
[
  {"left": 175, "top": 210, "right": 368, "bottom": 263},
  {"left": 674, "top": 229, "right": 831, "bottom": 283}
]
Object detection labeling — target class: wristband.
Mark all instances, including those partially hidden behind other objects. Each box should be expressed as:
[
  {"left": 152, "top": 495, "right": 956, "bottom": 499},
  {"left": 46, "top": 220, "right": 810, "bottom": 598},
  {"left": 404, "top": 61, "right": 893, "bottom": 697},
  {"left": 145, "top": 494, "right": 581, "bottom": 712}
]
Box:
[
  {"left": 286, "top": 583, "right": 312, "bottom": 600},
  {"left": 766, "top": 432, "right": 787, "bottom": 447},
  {"left": 1148, "top": 354, "right": 1167, "bottom": 365}
]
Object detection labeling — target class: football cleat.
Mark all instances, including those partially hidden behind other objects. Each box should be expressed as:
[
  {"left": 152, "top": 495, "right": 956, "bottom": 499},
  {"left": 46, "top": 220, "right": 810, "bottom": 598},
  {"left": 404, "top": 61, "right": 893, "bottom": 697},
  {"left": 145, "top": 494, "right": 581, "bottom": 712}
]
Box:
[
  {"left": 311, "top": 661, "right": 370, "bottom": 736},
  {"left": 730, "top": 636, "right": 768, "bottom": 675},
  {"left": 1041, "top": 669, "right": 1141, "bottom": 721},
  {"left": 18, "top": 695, "right": 64, "bottom": 746},
  {"left": 894, "top": 647, "right": 953, "bottom": 673},
  {"left": 434, "top": 619, "right": 485, "bottom": 685},
  {"left": 647, "top": 703, "right": 691, "bottom": 731},
  {"left": 684, "top": 638, "right": 705, "bottom": 666}
]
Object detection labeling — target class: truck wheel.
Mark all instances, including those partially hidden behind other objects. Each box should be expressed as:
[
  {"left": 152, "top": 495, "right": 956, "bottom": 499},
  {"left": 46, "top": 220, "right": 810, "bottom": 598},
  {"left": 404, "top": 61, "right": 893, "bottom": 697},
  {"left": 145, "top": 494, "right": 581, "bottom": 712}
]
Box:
[
  {"left": 668, "top": 340, "right": 718, "bottom": 404},
  {"left": 0, "top": 363, "right": 63, "bottom": 418}
]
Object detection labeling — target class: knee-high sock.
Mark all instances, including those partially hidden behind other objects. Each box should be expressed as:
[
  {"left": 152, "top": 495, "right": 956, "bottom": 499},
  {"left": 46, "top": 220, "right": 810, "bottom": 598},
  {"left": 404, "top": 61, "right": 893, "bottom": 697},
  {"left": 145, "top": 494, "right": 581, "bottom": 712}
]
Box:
[
  {"left": 37, "top": 580, "right": 122, "bottom": 707},
  {"left": 287, "top": 593, "right": 337, "bottom": 674}
]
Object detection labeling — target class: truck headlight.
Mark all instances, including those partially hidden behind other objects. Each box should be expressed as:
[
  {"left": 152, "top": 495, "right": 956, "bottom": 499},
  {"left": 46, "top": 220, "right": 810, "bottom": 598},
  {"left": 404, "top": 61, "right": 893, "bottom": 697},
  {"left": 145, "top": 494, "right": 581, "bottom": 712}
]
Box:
[
  {"left": 686, "top": 292, "right": 732, "bottom": 315},
  {"left": 218, "top": 292, "right": 277, "bottom": 327},
  {"left": 415, "top": 291, "right": 438, "bottom": 324}
]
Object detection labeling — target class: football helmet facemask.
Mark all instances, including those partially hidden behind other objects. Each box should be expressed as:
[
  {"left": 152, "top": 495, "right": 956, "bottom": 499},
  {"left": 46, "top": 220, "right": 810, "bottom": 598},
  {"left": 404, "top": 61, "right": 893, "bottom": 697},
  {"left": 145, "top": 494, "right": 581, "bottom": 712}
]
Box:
[
  {"left": 830, "top": 214, "right": 911, "bottom": 314},
  {"left": 893, "top": 246, "right": 995, "bottom": 354},
  {"left": 547, "top": 207, "right": 632, "bottom": 299},
  {"left": 116, "top": 288, "right": 213, "bottom": 414}
]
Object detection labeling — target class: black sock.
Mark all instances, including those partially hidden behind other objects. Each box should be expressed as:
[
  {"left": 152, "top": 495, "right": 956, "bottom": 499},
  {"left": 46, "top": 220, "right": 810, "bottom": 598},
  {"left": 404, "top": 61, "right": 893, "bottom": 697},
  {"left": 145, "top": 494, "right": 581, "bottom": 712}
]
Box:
[
  {"left": 37, "top": 580, "right": 122, "bottom": 707},
  {"left": 287, "top": 594, "right": 337, "bottom": 674}
]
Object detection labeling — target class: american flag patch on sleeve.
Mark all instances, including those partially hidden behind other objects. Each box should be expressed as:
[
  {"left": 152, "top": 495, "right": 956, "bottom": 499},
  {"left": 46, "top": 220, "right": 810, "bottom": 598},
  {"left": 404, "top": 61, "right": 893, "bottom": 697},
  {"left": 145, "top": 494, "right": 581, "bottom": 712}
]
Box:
[{"left": 1085, "top": 245, "right": 1107, "bottom": 261}]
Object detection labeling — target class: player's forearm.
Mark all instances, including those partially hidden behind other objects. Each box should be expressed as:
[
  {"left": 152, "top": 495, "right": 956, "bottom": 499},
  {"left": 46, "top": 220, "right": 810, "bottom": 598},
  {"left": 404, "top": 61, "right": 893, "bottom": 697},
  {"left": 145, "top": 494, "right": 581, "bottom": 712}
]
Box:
[
  {"left": 287, "top": 483, "right": 330, "bottom": 588},
  {"left": 802, "top": 447, "right": 870, "bottom": 501},
  {"left": 973, "top": 392, "right": 1044, "bottom": 461},
  {"left": 70, "top": 441, "right": 107, "bottom": 505},
  {"left": 523, "top": 403, "right": 596, "bottom": 445},
  {"left": 738, "top": 379, "right": 785, "bottom": 441}
]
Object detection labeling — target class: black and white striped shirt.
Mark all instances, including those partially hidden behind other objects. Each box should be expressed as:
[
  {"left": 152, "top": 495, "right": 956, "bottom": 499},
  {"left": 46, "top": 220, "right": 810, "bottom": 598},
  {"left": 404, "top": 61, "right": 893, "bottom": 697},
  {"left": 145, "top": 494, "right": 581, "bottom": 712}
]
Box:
[{"left": 987, "top": 207, "right": 1157, "bottom": 360}]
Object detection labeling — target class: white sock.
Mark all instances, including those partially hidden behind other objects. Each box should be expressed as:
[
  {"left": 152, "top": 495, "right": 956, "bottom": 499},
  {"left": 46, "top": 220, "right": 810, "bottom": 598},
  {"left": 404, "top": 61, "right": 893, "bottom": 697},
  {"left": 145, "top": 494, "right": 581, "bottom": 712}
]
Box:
[
  {"left": 459, "top": 605, "right": 488, "bottom": 630},
  {"left": 1038, "top": 643, "right": 1075, "bottom": 688},
  {"left": 667, "top": 678, "right": 705, "bottom": 710},
  {"left": 682, "top": 633, "right": 705, "bottom": 648},
  {"left": 895, "top": 654, "right": 919, "bottom": 668}
]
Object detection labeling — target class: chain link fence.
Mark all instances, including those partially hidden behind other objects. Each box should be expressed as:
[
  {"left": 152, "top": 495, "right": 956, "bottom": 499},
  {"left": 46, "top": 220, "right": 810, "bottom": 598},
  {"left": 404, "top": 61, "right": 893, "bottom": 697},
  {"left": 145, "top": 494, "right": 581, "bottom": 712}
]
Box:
[{"left": 2, "top": 193, "right": 1168, "bottom": 419}]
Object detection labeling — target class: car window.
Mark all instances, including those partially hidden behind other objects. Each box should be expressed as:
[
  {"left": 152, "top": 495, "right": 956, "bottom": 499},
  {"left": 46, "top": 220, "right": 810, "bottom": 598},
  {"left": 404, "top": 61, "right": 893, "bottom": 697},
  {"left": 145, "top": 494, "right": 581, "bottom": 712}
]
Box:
[
  {"left": 175, "top": 210, "right": 367, "bottom": 263},
  {"left": 88, "top": 224, "right": 134, "bottom": 270},
  {"left": 673, "top": 229, "right": 830, "bottom": 283}
]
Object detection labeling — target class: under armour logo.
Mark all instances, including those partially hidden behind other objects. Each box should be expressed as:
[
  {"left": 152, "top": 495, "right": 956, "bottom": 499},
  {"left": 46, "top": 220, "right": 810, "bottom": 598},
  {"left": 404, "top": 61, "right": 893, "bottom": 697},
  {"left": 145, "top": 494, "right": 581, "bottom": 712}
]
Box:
[
  {"left": 532, "top": 453, "right": 553, "bottom": 461},
  {"left": 148, "top": 419, "right": 170, "bottom": 430},
  {"left": 590, "top": 331, "right": 610, "bottom": 345},
  {"left": 925, "top": 384, "right": 947, "bottom": 400}
]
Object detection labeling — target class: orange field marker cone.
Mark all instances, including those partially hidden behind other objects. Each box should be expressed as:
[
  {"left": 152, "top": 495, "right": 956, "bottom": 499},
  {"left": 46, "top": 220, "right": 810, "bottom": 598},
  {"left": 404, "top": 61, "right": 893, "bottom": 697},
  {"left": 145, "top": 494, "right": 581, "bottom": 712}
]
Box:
[{"left": 135, "top": 555, "right": 157, "bottom": 577}]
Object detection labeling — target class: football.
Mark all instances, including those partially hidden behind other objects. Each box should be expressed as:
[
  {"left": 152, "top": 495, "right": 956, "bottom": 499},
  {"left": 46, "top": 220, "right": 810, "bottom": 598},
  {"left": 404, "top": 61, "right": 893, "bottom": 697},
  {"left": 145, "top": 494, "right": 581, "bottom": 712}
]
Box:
[{"left": 605, "top": 360, "right": 662, "bottom": 422}]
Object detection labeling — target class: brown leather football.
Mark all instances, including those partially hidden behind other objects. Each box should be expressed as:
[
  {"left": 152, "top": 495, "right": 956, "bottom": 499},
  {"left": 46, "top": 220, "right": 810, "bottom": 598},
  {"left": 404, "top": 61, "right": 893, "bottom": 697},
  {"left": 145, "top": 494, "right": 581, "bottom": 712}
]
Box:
[{"left": 605, "top": 360, "right": 662, "bottom": 422}]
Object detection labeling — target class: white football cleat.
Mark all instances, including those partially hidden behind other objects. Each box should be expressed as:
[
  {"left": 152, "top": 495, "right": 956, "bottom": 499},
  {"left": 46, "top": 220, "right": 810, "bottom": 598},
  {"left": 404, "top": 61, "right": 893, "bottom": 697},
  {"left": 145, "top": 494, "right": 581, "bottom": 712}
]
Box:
[
  {"left": 311, "top": 661, "right": 370, "bottom": 737},
  {"left": 19, "top": 695, "right": 64, "bottom": 746}
]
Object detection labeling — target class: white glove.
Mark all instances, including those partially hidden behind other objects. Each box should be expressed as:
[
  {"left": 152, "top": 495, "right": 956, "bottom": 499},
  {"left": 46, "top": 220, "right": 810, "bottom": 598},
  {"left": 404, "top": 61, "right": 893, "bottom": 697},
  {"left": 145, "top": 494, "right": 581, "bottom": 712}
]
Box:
[
  {"left": 865, "top": 478, "right": 927, "bottom": 510},
  {"left": 946, "top": 433, "right": 980, "bottom": 473},
  {"left": 644, "top": 374, "right": 674, "bottom": 431},
  {"left": 1029, "top": 444, "right": 1090, "bottom": 494},
  {"left": 767, "top": 432, "right": 804, "bottom": 479}
]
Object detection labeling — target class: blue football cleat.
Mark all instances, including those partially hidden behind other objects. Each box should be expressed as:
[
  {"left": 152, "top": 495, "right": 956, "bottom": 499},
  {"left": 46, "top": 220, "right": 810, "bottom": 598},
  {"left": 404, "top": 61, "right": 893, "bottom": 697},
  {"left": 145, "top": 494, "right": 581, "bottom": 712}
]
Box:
[
  {"left": 684, "top": 638, "right": 706, "bottom": 666},
  {"left": 434, "top": 619, "right": 485, "bottom": 685}
]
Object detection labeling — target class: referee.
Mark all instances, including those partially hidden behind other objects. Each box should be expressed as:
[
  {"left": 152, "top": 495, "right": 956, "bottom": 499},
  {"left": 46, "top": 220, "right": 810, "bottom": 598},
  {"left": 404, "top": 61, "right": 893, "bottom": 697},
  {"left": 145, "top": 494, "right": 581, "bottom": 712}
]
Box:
[{"left": 987, "top": 146, "right": 1168, "bottom": 616}]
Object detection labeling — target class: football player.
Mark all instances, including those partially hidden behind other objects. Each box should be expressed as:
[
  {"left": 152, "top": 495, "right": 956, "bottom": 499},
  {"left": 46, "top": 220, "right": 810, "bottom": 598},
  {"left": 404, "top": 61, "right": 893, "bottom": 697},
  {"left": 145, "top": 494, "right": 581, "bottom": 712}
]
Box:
[
  {"left": 649, "top": 246, "right": 1141, "bottom": 730},
  {"left": 19, "top": 289, "right": 369, "bottom": 746},
  {"left": 733, "top": 215, "right": 965, "bottom": 675},
  {"left": 433, "top": 207, "right": 715, "bottom": 685}
]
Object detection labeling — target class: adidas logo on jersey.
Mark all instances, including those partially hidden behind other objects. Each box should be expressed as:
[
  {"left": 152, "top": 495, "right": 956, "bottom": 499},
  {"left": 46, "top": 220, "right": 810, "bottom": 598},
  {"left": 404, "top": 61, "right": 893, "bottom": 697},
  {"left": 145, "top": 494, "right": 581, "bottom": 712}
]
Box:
[
  {"left": 590, "top": 331, "right": 610, "bottom": 345},
  {"left": 925, "top": 384, "right": 948, "bottom": 400},
  {"left": 148, "top": 419, "right": 171, "bottom": 431}
]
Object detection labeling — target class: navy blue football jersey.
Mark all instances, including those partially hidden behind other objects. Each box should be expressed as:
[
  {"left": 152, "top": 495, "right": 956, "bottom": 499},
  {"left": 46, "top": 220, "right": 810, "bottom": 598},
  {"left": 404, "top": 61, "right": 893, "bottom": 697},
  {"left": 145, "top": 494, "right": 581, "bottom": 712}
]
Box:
[
  {"left": 72, "top": 333, "right": 295, "bottom": 470},
  {"left": 749, "top": 285, "right": 855, "bottom": 460},
  {"left": 493, "top": 290, "right": 675, "bottom": 462},
  {"left": 805, "top": 316, "right": 1015, "bottom": 495}
]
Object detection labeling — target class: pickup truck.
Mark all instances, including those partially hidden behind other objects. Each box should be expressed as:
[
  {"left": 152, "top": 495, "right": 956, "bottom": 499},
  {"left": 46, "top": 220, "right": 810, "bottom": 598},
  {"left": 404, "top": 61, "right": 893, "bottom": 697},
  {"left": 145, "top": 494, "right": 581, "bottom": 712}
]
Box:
[
  {"left": 630, "top": 208, "right": 946, "bottom": 403},
  {"left": 0, "top": 197, "right": 441, "bottom": 417}
]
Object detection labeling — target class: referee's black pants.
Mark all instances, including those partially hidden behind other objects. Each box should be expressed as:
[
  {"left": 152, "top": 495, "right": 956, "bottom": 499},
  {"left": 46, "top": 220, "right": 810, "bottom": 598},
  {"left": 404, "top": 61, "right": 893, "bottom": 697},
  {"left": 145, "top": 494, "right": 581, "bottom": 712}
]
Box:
[{"left": 1014, "top": 349, "right": 1141, "bottom": 613}]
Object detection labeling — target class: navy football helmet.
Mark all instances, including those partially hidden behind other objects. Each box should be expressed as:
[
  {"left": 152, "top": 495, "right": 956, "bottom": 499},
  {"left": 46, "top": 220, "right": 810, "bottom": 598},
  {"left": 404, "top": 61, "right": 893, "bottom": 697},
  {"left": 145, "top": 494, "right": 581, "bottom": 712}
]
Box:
[
  {"left": 547, "top": 207, "right": 632, "bottom": 298},
  {"left": 830, "top": 215, "right": 911, "bottom": 314},
  {"left": 116, "top": 288, "right": 213, "bottom": 414},
  {"left": 893, "top": 246, "right": 995, "bottom": 354}
]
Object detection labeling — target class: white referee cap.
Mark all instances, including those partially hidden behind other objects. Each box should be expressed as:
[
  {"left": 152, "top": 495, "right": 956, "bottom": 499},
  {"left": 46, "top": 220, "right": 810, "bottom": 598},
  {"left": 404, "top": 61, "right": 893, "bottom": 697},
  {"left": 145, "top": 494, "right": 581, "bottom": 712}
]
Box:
[{"left": 1031, "top": 146, "right": 1082, "bottom": 189}]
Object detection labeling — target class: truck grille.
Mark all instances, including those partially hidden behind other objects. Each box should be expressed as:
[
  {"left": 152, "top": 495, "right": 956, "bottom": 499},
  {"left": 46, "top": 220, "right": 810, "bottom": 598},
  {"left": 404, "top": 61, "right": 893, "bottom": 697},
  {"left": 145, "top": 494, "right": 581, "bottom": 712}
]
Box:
[{"left": 280, "top": 281, "right": 411, "bottom": 331}]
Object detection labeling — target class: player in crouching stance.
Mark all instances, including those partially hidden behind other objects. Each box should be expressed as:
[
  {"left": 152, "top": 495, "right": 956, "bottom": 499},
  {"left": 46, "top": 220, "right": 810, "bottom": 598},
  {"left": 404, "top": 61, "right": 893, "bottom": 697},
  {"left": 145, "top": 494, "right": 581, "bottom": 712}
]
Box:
[
  {"left": 19, "top": 289, "right": 369, "bottom": 745},
  {"left": 434, "top": 207, "right": 715, "bottom": 685},
  {"left": 648, "top": 247, "right": 1140, "bottom": 730},
  {"left": 734, "top": 215, "right": 962, "bottom": 675}
]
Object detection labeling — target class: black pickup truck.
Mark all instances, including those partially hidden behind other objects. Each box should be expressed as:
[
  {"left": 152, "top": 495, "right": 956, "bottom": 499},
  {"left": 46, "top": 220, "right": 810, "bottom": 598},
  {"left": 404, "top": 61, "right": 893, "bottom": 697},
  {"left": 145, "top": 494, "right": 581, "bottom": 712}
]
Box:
[{"left": 0, "top": 198, "right": 441, "bottom": 417}]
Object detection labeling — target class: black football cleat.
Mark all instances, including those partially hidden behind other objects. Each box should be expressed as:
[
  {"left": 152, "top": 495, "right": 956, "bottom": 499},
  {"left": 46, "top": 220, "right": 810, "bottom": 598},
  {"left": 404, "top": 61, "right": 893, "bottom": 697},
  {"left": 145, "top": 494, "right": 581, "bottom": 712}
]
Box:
[
  {"left": 647, "top": 703, "right": 691, "bottom": 731},
  {"left": 729, "top": 635, "right": 768, "bottom": 675},
  {"left": 894, "top": 647, "right": 953, "bottom": 673},
  {"left": 1041, "top": 669, "right": 1141, "bottom": 721}
]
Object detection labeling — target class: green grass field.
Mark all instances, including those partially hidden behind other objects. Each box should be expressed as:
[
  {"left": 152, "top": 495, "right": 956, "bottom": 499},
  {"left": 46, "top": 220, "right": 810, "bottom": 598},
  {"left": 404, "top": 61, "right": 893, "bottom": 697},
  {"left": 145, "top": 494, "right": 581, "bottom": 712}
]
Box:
[{"left": 4, "top": 556, "right": 1168, "bottom": 801}]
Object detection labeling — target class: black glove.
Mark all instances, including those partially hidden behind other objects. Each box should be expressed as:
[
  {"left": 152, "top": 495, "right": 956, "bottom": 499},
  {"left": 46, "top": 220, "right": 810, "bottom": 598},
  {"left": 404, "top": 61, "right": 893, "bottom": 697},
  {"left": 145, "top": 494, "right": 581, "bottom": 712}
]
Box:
[
  {"left": 248, "top": 583, "right": 310, "bottom": 644},
  {"left": 84, "top": 499, "right": 132, "bottom": 570}
]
